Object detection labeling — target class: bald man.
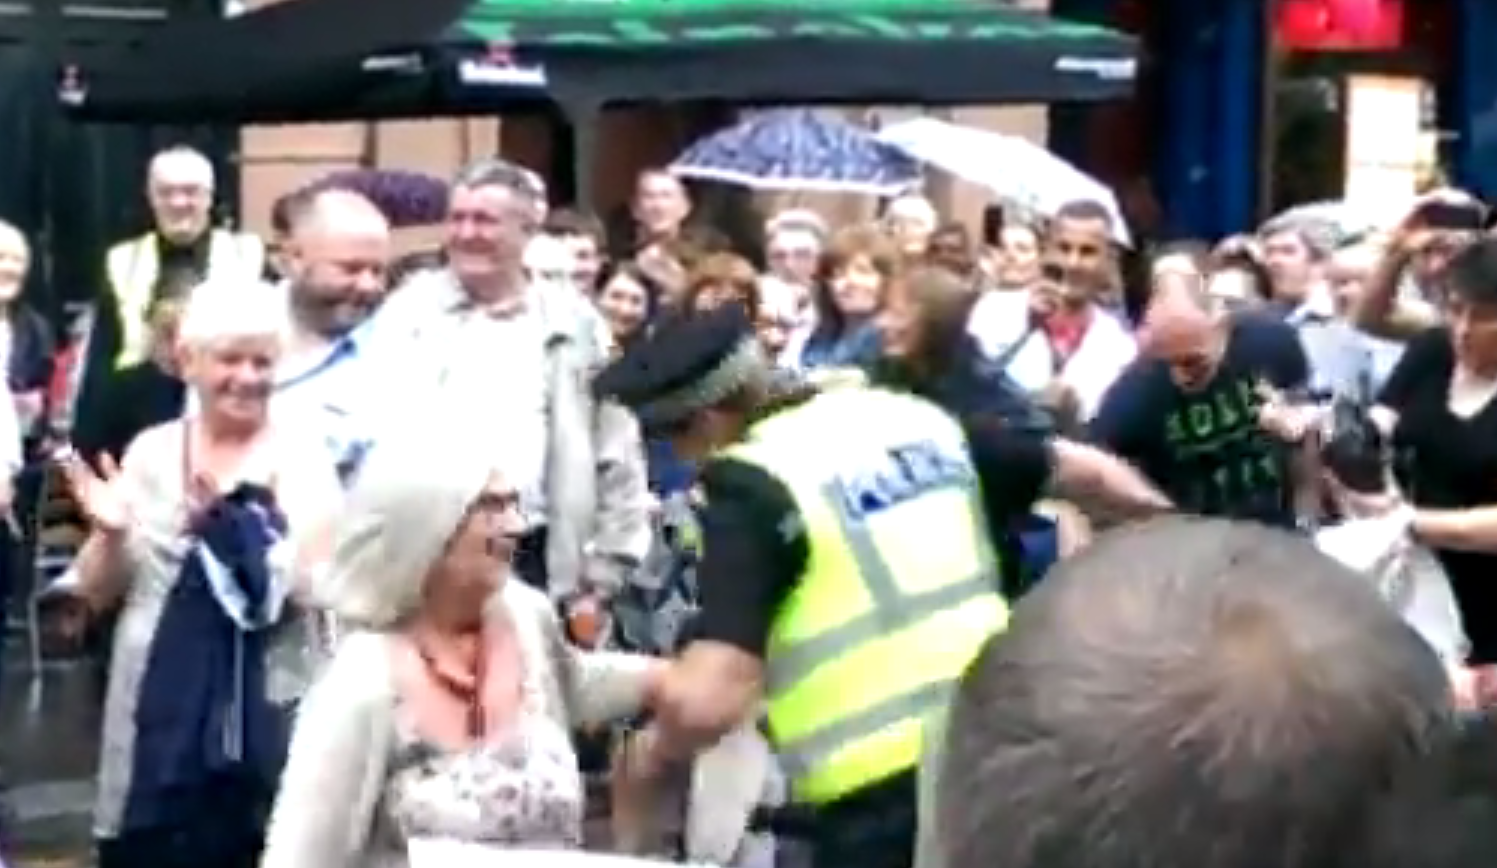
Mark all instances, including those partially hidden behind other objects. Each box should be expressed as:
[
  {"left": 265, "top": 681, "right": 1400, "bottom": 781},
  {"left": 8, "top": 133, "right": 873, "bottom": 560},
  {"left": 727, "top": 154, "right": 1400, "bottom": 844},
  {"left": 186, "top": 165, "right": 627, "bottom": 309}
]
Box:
[
  {"left": 273, "top": 187, "right": 391, "bottom": 482},
  {"left": 1090, "top": 285, "right": 1313, "bottom": 528}
]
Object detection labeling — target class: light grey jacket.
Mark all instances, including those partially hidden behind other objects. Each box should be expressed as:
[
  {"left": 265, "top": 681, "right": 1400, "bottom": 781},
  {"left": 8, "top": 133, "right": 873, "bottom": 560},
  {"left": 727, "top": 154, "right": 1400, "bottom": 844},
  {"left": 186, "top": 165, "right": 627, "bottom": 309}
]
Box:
[
  {"left": 363, "top": 269, "right": 652, "bottom": 600},
  {"left": 259, "top": 581, "right": 656, "bottom": 868}
]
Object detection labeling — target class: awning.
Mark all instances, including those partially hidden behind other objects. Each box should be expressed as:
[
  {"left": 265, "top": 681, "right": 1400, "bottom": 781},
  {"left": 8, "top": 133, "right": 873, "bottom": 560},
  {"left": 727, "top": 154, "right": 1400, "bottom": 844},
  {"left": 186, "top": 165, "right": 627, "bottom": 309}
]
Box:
[
  {"left": 461, "top": 0, "right": 1140, "bottom": 105},
  {"left": 60, "top": 0, "right": 546, "bottom": 123},
  {"left": 63, "top": 0, "right": 1139, "bottom": 124}
]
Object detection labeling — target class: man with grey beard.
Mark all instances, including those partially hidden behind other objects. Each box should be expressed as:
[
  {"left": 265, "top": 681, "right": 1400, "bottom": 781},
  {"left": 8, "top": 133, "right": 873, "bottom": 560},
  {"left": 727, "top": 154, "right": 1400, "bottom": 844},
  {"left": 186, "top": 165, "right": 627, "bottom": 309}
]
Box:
[{"left": 274, "top": 187, "right": 391, "bottom": 482}]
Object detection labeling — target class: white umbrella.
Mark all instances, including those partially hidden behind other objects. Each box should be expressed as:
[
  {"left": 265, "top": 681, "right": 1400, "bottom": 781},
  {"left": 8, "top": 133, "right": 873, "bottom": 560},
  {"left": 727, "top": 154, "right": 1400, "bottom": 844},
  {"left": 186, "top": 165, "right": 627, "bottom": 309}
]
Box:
[{"left": 875, "top": 116, "right": 1131, "bottom": 246}]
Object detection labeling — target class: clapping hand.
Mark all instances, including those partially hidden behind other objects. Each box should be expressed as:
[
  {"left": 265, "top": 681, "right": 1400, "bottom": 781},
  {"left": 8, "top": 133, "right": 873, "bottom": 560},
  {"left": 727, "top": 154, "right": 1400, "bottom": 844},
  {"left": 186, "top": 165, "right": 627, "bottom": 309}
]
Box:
[{"left": 55, "top": 447, "right": 130, "bottom": 534}]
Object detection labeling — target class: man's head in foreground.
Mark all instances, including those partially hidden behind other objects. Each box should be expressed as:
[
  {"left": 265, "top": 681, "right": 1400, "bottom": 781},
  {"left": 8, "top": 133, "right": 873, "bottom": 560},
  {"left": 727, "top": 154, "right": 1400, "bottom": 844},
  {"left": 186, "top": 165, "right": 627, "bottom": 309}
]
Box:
[{"left": 939, "top": 516, "right": 1453, "bottom": 868}]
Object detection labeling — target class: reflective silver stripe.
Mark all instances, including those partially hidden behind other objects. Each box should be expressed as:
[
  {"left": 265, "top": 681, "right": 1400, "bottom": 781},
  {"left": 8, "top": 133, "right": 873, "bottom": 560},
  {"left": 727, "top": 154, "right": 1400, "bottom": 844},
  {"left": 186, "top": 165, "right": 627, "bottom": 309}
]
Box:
[
  {"left": 767, "top": 481, "right": 999, "bottom": 694},
  {"left": 770, "top": 573, "right": 994, "bottom": 690},
  {"left": 778, "top": 677, "right": 956, "bottom": 779}
]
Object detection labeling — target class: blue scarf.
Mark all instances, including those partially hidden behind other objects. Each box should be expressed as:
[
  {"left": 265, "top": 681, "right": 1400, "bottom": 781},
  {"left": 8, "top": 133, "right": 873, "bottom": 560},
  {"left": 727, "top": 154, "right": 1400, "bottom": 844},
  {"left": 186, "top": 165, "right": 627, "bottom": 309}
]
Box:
[{"left": 122, "top": 482, "right": 292, "bottom": 834}]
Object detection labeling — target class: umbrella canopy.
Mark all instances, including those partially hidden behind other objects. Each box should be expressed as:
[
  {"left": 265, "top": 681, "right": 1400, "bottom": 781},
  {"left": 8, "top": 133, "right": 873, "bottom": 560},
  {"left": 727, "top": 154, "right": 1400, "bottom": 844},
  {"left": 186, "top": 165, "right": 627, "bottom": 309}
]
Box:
[
  {"left": 64, "top": 0, "right": 1139, "bottom": 124},
  {"left": 876, "top": 116, "right": 1131, "bottom": 246},
  {"left": 671, "top": 109, "right": 920, "bottom": 195}
]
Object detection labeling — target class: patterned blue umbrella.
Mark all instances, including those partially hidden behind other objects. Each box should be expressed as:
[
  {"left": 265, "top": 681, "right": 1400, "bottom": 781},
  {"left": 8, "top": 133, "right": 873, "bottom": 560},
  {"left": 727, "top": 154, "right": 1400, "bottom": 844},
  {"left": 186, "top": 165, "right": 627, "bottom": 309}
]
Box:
[{"left": 671, "top": 109, "right": 921, "bottom": 195}]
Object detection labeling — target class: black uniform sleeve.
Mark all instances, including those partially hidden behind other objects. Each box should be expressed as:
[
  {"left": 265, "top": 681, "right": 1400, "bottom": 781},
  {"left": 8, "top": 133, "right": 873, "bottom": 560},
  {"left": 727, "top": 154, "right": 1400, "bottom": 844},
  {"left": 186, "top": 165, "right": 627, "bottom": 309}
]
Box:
[
  {"left": 962, "top": 415, "right": 1055, "bottom": 530},
  {"left": 691, "top": 457, "right": 810, "bottom": 658}
]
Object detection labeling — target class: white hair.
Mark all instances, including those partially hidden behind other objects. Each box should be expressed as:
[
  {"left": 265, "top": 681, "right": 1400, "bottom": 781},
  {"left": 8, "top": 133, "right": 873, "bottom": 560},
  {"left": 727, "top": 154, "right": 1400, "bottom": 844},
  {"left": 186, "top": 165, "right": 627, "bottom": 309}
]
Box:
[
  {"left": 176, "top": 275, "right": 289, "bottom": 349},
  {"left": 886, "top": 194, "right": 937, "bottom": 230},
  {"left": 765, "top": 208, "right": 828, "bottom": 242},
  {"left": 321, "top": 418, "right": 494, "bottom": 629},
  {"left": 148, "top": 146, "right": 216, "bottom": 190}
]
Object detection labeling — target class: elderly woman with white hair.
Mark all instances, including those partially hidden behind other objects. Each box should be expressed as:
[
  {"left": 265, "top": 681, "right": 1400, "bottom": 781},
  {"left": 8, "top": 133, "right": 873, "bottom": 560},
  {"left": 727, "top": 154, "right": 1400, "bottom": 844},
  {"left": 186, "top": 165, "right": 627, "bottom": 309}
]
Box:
[
  {"left": 259, "top": 424, "right": 663, "bottom": 868},
  {"left": 53, "top": 275, "right": 341, "bottom": 868}
]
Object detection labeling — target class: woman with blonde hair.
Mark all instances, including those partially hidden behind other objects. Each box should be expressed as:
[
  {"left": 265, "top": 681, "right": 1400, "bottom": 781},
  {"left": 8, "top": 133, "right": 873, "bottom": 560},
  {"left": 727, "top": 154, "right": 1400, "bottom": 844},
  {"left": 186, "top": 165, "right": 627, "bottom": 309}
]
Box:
[
  {"left": 260, "top": 421, "right": 663, "bottom": 868},
  {"left": 51, "top": 275, "right": 341, "bottom": 868}
]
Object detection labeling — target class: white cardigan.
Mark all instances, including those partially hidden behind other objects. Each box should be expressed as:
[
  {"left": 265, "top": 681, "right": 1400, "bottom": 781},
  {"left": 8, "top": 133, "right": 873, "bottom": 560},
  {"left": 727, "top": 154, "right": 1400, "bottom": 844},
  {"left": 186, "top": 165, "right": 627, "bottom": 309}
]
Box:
[{"left": 258, "top": 582, "right": 655, "bottom": 868}]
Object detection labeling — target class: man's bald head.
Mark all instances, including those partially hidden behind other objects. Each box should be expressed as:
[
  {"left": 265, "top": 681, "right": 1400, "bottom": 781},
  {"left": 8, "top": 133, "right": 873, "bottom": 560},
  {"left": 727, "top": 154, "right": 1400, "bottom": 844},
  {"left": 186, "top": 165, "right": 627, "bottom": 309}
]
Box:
[
  {"left": 939, "top": 517, "right": 1450, "bottom": 868},
  {"left": 289, "top": 187, "right": 390, "bottom": 242},
  {"left": 284, "top": 187, "right": 391, "bottom": 339},
  {"left": 1140, "top": 284, "right": 1228, "bottom": 390}
]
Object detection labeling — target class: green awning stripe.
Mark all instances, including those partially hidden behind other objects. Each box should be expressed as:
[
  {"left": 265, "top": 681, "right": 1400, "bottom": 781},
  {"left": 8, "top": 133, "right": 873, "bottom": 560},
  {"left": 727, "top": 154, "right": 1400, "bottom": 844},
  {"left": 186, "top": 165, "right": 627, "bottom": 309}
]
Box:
[{"left": 456, "top": 1, "right": 1123, "bottom": 47}]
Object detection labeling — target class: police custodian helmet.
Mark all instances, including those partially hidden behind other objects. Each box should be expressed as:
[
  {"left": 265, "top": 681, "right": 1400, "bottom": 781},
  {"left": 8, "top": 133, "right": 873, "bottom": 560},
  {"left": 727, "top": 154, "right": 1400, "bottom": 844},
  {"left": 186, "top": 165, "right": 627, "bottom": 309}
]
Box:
[{"left": 594, "top": 305, "right": 774, "bottom": 434}]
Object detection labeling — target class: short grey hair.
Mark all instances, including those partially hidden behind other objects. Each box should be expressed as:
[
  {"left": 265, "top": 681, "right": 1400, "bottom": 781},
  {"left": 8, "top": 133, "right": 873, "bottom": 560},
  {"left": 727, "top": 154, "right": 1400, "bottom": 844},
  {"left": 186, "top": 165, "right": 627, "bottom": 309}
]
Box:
[
  {"left": 453, "top": 158, "right": 546, "bottom": 203},
  {"left": 939, "top": 517, "right": 1452, "bottom": 868}
]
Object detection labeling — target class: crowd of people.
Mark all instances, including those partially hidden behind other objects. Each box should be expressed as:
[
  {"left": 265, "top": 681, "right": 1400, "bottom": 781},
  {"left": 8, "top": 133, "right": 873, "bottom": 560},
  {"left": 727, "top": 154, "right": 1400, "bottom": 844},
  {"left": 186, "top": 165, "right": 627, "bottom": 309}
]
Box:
[{"left": 0, "top": 141, "right": 1494, "bottom": 868}]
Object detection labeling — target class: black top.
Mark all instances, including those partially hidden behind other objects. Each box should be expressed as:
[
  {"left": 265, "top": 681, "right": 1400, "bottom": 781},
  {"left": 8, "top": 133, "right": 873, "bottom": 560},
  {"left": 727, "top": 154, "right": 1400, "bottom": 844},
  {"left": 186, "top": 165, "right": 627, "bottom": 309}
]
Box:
[
  {"left": 1379, "top": 327, "right": 1497, "bottom": 662},
  {"left": 74, "top": 234, "right": 206, "bottom": 456},
  {"left": 71, "top": 360, "right": 186, "bottom": 463},
  {"left": 6, "top": 304, "right": 55, "bottom": 395},
  {"left": 1090, "top": 314, "right": 1310, "bottom": 528}
]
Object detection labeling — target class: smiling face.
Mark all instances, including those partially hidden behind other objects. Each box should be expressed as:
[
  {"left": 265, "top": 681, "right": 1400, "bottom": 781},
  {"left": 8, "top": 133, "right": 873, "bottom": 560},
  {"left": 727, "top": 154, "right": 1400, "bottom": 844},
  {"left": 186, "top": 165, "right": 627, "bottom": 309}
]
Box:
[
  {"left": 184, "top": 334, "right": 280, "bottom": 429},
  {"left": 0, "top": 223, "right": 29, "bottom": 305},
  {"left": 445, "top": 183, "right": 535, "bottom": 290},
  {"left": 633, "top": 171, "right": 690, "bottom": 239},
  {"left": 424, "top": 473, "right": 526, "bottom": 620},
  {"left": 147, "top": 150, "right": 215, "bottom": 244},
  {"left": 828, "top": 253, "right": 885, "bottom": 317},
  {"left": 597, "top": 270, "right": 651, "bottom": 341}
]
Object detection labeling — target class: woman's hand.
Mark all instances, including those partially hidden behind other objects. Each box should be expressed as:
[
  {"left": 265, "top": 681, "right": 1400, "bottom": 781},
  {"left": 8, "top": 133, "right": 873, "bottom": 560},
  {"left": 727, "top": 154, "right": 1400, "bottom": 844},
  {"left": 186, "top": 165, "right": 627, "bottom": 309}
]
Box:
[
  {"left": 56, "top": 448, "right": 130, "bottom": 534},
  {"left": 185, "top": 472, "right": 220, "bottom": 525}
]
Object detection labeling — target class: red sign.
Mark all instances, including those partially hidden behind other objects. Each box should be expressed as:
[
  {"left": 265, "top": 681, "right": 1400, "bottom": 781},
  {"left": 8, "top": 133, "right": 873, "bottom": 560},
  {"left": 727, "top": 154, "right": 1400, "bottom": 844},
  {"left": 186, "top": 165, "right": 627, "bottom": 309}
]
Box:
[{"left": 1274, "top": 0, "right": 1405, "bottom": 51}]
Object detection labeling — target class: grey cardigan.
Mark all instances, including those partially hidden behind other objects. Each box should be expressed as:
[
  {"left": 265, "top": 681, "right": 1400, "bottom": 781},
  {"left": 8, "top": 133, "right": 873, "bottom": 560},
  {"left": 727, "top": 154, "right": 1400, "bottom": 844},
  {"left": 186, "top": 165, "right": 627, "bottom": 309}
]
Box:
[{"left": 258, "top": 582, "right": 655, "bottom": 868}]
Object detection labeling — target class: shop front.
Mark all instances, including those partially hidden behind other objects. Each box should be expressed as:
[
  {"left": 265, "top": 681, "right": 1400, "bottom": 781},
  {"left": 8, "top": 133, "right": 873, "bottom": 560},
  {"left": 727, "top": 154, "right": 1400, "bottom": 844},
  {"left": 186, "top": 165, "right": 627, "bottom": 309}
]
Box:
[{"left": 1050, "top": 0, "right": 1497, "bottom": 239}]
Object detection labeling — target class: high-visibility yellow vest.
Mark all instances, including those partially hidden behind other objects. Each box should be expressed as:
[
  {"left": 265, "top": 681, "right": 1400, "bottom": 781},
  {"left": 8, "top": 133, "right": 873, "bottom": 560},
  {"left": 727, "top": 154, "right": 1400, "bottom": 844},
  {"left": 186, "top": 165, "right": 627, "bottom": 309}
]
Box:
[
  {"left": 722, "top": 387, "right": 1009, "bottom": 806},
  {"left": 104, "top": 229, "right": 265, "bottom": 369}
]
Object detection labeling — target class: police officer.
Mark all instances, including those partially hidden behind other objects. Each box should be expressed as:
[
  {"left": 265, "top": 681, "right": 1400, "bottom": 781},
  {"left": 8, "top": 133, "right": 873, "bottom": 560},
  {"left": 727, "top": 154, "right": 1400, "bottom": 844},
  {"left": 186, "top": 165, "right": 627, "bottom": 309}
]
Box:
[{"left": 599, "top": 306, "right": 1169, "bottom": 868}]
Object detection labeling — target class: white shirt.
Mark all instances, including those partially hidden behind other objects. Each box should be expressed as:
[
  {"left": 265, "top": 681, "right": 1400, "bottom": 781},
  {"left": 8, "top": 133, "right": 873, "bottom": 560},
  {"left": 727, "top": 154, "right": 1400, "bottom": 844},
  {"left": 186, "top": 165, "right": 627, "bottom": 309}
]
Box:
[
  {"left": 364, "top": 270, "right": 552, "bottom": 523},
  {"left": 967, "top": 290, "right": 1136, "bottom": 421}
]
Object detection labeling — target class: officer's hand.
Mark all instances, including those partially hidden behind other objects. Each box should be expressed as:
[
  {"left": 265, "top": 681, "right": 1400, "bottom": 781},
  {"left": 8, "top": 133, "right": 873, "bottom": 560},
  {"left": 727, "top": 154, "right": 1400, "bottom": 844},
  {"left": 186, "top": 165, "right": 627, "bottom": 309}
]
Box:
[{"left": 564, "top": 593, "right": 609, "bottom": 648}]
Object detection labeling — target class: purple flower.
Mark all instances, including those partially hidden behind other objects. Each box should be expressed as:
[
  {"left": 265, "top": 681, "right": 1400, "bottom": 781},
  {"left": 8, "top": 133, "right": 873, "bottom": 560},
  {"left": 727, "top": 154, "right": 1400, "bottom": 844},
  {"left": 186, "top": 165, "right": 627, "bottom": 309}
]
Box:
[{"left": 300, "top": 169, "right": 450, "bottom": 228}]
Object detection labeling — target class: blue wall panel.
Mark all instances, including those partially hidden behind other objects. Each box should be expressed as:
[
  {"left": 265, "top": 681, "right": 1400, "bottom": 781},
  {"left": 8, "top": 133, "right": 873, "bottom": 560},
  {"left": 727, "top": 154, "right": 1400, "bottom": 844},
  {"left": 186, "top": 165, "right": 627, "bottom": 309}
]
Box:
[{"left": 1450, "top": 0, "right": 1497, "bottom": 200}]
